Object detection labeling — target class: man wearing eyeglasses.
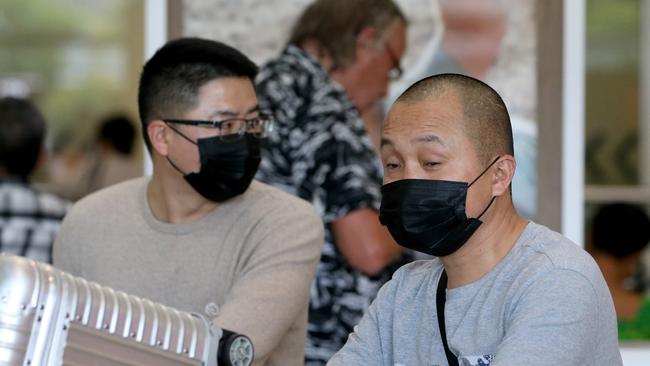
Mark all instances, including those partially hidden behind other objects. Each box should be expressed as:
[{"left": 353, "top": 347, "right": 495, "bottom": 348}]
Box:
[
  {"left": 53, "top": 38, "right": 324, "bottom": 366},
  {"left": 254, "top": 0, "right": 409, "bottom": 364}
]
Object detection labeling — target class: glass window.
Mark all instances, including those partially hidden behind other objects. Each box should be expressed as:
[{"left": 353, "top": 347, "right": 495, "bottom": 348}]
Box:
[{"left": 0, "top": 0, "right": 145, "bottom": 200}]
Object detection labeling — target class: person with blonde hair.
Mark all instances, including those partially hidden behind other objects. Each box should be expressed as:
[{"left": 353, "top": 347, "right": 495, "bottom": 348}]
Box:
[{"left": 255, "top": 0, "right": 411, "bottom": 363}]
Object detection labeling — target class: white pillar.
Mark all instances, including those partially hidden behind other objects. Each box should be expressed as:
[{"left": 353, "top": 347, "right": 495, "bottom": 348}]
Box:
[
  {"left": 142, "top": 0, "right": 168, "bottom": 176},
  {"left": 562, "top": 0, "right": 586, "bottom": 245}
]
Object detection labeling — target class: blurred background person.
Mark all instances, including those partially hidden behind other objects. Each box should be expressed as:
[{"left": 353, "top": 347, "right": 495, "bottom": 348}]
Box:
[
  {"left": 589, "top": 203, "right": 650, "bottom": 340},
  {"left": 46, "top": 113, "right": 141, "bottom": 201},
  {"left": 254, "top": 0, "right": 412, "bottom": 363},
  {"left": 78, "top": 114, "right": 140, "bottom": 196},
  {"left": 0, "top": 97, "right": 70, "bottom": 263}
]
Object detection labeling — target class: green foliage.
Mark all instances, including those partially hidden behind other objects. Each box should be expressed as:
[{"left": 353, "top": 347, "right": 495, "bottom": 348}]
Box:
[{"left": 587, "top": 0, "right": 640, "bottom": 35}]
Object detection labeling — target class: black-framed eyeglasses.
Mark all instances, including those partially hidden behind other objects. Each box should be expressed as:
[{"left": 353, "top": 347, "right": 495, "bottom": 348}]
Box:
[
  {"left": 385, "top": 44, "right": 403, "bottom": 81},
  {"left": 163, "top": 114, "right": 274, "bottom": 142}
]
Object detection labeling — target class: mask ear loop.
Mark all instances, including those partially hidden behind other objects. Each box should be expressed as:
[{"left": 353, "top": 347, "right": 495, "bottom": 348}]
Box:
[
  {"left": 468, "top": 156, "right": 501, "bottom": 188},
  {"left": 166, "top": 156, "right": 187, "bottom": 176},
  {"left": 164, "top": 122, "right": 198, "bottom": 145},
  {"left": 163, "top": 122, "right": 198, "bottom": 176},
  {"left": 476, "top": 196, "right": 496, "bottom": 220},
  {"left": 468, "top": 156, "right": 501, "bottom": 220}
]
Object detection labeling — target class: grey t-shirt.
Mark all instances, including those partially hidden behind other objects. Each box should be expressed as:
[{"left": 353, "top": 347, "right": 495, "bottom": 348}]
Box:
[{"left": 328, "top": 222, "right": 622, "bottom": 366}]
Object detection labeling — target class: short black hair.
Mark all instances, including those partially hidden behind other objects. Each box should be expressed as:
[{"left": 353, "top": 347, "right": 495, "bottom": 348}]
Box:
[
  {"left": 98, "top": 114, "right": 136, "bottom": 155},
  {"left": 592, "top": 203, "right": 650, "bottom": 259},
  {"left": 138, "top": 37, "right": 258, "bottom": 151},
  {"left": 0, "top": 97, "right": 46, "bottom": 179},
  {"left": 396, "top": 73, "right": 514, "bottom": 165}
]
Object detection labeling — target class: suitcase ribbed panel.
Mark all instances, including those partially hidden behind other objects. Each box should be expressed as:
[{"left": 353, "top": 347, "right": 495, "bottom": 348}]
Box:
[
  {"left": 0, "top": 254, "right": 39, "bottom": 365},
  {"left": 0, "top": 255, "right": 221, "bottom": 366},
  {"left": 63, "top": 323, "right": 202, "bottom": 366}
]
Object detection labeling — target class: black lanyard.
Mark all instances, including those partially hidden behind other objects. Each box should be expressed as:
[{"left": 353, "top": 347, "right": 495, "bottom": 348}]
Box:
[{"left": 436, "top": 269, "right": 459, "bottom": 366}]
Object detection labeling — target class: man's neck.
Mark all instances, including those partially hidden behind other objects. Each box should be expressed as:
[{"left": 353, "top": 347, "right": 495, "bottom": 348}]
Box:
[
  {"left": 147, "top": 170, "right": 219, "bottom": 224},
  {"left": 441, "top": 201, "right": 528, "bottom": 288}
]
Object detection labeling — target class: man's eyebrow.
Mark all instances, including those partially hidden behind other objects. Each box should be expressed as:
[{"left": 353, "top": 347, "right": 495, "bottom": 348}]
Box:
[
  {"left": 412, "top": 134, "right": 445, "bottom": 146},
  {"left": 208, "top": 109, "right": 237, "bottom": 118},
  {"left": 208, "top": 105, "right": 260, "bottom": 119},
  {"left": 380, "top": 137, "right": 394, "bottom": 147}
]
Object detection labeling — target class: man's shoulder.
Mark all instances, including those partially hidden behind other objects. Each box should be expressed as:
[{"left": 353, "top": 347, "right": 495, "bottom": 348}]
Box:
[
  {"left": 67, "top": 177, "right": 146, "bottom": 217},
  {"left": 239, "top": 181, "right": 324, "bottom": 252},
  {"left": 521, "top": 222, "right": 598, "bottom": 274},
  {"left": 256, "top": 47, "right": 353, "bottom": 118},
  {"left": 390, "top": 259, "right": 443, "bottom": 291},
  {"left": 395, "top": 259, "right": 441, "bottom": 276},
  {"left": 513, "top": 222, "right": 606, "bottom": 298},
  {"left": 0, "top": 181, "right": 70, "bottom": 218},
  {"left": 242, "top": 180, "right": 320, "bottom": 218},
  {"left": 257, "top": 46, "right": 324, "bottom": 85},
  {"left": 35, "top": 189, "right": 71, "bottom": 218}
]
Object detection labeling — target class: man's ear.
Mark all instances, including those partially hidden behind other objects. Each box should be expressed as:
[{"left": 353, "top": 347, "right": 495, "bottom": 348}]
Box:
[
  {"left": 492, "top": 155, "right": 516, "bottom": 197},
  {"left": 147, "top": 120, "right": 170, "bottom": 157},
  {"left": 357, "top": 26, "right": 381, "bottom": 50}
]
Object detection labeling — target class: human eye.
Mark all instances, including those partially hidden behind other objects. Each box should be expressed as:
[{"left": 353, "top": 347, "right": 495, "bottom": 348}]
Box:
[
  {"left": 219, "top": 119, "right": 244, "bottom": 135},
  {"left": 248, "top": 117, "right": 261, "bottom": 129},
  {"left": 384, "top": 159, "right": 401, "bottom": 171},
  {"left": 423, "top": 161, "right": 440, "bottom": 168}
]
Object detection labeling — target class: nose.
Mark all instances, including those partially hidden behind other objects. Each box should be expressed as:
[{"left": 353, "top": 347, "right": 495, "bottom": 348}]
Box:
[{"left": 402, "top": 163, "right": 428, "bottom": 180}]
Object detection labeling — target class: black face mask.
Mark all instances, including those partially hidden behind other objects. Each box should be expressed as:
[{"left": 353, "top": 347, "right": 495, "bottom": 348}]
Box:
[
  {"left": 166, "top": 127, "right": 261, "bottom": 202},
  {"left": 378, "top": 157, "right": 499, "bottom": 257}
]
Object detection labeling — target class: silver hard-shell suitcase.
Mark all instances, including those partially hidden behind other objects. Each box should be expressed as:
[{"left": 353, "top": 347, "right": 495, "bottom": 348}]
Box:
[{"left": 0, "top": 255, "right": 254, "bottom": 366}]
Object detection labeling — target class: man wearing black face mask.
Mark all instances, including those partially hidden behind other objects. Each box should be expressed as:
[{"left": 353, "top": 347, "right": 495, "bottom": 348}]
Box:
[
  {"left": 328, "top": 74, "right": 622, "bottom": 365},
  {"left": 53, "top": 38, "right": 324, "bottom": 366}
]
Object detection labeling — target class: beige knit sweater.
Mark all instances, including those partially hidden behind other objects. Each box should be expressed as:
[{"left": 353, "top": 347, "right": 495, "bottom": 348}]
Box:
[{"left": 54, "top": 177, "right": 323, "bottom": 365}]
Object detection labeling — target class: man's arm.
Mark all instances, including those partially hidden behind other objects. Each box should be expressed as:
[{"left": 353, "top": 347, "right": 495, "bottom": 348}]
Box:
[
  {"left": 212, "top": 199, "right": 323, "bottom": 365},
  {"left": 492, "top": 269, "right": 622, "bottom": 365},
  {"left": 331, "top": 208, "right": 403, "bottom": 276},
  {"left": 327, "top": 267, "right": 401, "bottom": 365},
  {"left": 52, "top": 204, "right": 83, "bottom": 275}
]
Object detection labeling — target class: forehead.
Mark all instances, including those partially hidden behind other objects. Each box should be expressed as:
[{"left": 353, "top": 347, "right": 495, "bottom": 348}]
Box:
[
  {"left": 383, "top": 92, "right": 465, "bottom": 143},
  {"left": 196, "top": 77, "right": 256, "bottom": 102},
  {"left": 186, "top": 77, "right": 257, "bottom": 118}
]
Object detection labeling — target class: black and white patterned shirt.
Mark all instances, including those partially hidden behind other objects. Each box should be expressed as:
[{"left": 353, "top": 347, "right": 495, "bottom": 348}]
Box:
[
  {"left": 255, "top": 45, "right": 408, "bottom": 364},
  {"left": 0, "top": 180, "right": 70, "bottom": 263}
]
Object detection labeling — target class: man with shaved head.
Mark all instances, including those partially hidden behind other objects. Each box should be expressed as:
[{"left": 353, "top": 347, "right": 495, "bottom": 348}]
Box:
[
  {"left": 255, "top": 1, "right": 411, "bottom": 363},
  {"left": 328, "top": 74, "right": 622, "bottom": 365}
]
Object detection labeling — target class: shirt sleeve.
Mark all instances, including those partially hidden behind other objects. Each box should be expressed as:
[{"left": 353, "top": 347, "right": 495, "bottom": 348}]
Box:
[
  {"left": 212, "top": 198, "right": 324, "bottom": 365},
  {"left": 492, "top": 268, "right": 622, "bottom": 366},
  {"left": 52, "top": 204, "right": 83, "bottom": 275},
  {"left": 296, "top": 117, "right": 382, "bottom": 224},
  {"left": 327, "top": 267, "right": 401, "bottom": 366}
]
